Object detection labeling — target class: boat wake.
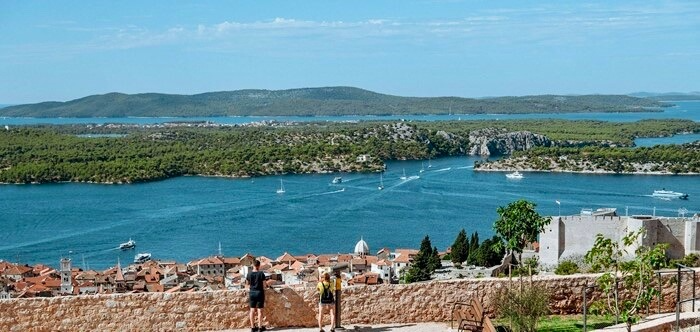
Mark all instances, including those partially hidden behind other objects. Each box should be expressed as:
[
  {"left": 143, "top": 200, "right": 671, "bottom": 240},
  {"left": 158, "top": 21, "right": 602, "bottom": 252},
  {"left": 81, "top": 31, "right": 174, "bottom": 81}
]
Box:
[
  {"left": 434, "top": 167, "right": 452, "bottom": 172},
  {"left": 455, "top": 166, "right": 473, "bottom": 169}
]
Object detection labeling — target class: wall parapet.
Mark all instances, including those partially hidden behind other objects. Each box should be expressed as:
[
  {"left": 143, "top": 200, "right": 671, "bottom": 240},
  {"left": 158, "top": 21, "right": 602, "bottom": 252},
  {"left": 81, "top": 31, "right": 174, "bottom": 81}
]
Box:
[{"left": 1, "top": 273, "right": 695, "bottom": 331}]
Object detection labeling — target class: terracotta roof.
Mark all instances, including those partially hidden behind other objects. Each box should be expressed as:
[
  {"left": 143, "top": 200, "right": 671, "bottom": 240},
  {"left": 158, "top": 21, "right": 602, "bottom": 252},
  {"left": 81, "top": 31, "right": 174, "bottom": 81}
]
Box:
[
  {"left": 222, "top": 257, "right": 241, "bottom": 265},
  {"left": 276, "top": 252, "right": 297, "bottom": 264},
  {"left": 190, "top": 256, "right": 224, "bottom": 266}
]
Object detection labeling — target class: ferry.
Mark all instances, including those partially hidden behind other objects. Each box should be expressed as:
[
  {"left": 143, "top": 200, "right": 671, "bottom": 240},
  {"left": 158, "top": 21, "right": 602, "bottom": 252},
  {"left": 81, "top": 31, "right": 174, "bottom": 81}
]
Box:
[
  {"left": 580, "top": 208, "right": 617, "bottom": 217},
  {"left": 332, "top": 176, "right": 342, "bottom": 184},
  {"left": 652, "top": 190, "right": 688, "bottom": 200},
  {"left": 119, "top": 239, "right": 136, "bottom": 250},
  {"left": 134, "top": 253, "right": 152, "bottom": 264},
  {"left": 505, "top": 171, "right": 524, "bottom": 179}
]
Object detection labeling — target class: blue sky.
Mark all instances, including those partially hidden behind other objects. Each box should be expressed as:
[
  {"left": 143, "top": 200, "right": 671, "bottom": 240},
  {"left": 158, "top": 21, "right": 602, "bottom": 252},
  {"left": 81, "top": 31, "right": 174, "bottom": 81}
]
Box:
[{"left": 1, "top": 0, "right": 699, "bottom": 103}]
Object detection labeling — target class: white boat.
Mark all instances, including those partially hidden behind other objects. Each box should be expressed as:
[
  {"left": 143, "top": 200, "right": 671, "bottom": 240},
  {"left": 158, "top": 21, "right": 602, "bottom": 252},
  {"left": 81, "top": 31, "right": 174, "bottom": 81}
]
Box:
[
  {"left": 276, "top": 180, "right": 285, "bottom": 194},
  {"left": 378, "top": 173, "right": 384, "bottom": 190},
  {"left": 652, "top": 190, "right": 688, "bottom": 200},
  {"left": 134, "top": 253, "right": 151, "bottom": 264},
  {"left": 505, "top": 171, "right": 524, "bottom": 179},
  {"left": 332, "top": 176, "right": 342, "bottom": 184},
  {"left": 581, "top": 208, "right": 618, "bottom": 217},
  {"left": 420, "top": 162, "right": 425, "bottom": 173},
  {"left": 119, "top": 239, "right": 136, "bottom": 250},
  {"left": 400, "top": 169, "right": 407, "bottom": 180},
  {"left": 428, "top": 158, "right": 433, "bottom": 168}
]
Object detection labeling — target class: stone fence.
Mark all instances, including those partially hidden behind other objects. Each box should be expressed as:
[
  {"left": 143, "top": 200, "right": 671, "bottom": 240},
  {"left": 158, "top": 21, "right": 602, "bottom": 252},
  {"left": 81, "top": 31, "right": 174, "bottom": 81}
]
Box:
[{"left": 1, "top": 272, "right": 697, "bottom": 331}]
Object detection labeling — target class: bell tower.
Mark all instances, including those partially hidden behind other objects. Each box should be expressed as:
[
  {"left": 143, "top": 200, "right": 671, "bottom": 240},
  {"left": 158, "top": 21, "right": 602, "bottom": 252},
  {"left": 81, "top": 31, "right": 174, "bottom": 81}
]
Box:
[{"left": 60, "top": 257, "right": 73, "bottom": 295}]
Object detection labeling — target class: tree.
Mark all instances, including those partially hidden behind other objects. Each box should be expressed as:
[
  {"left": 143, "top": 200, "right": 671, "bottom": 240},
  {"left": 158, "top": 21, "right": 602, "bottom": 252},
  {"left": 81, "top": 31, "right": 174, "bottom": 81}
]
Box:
[
  {"left": 584, "top": 229, "right": 668, "bottom": 332},
  {"left": 467, "top": 231, "right": 480, "bottom": 265},
  {"left": 430, "top": 246, "right": 442, "bottom": 272},
  {"left": 404, "top": 235, "right": 437, "bottom": 283},
  {"left": 493, "top": 199, "right": 550, "bottom": 265},
  {"left": 494, "top": 284, "right": 550, "bottom": 332},
  {"left": 451, "top": 229, "right": 468, "bottom": 265},
  {"left": 474, "top": 235, "right": 504, "bottom": 267}
]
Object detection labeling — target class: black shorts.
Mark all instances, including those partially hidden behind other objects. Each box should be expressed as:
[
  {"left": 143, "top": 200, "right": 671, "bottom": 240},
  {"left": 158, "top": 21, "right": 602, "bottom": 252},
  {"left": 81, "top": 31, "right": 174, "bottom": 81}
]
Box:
[{"left": 249, "top": 290, "right": 265, "bottom": 308}]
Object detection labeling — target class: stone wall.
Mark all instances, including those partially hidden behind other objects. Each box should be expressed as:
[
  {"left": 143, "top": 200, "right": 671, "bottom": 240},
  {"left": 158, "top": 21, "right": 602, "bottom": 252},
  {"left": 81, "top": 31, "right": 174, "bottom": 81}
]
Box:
[{"left": 1, "top": 273, "right": 697, "bottom": 331}]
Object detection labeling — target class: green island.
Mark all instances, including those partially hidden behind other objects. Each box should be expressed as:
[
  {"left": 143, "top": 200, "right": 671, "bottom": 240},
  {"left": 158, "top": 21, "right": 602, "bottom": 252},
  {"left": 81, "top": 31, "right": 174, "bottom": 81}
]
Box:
[
  {"left": 1, "top": 118, "right": 698, "bottom": 184},
  {"left": 0, "top": 87, "right": 669, "bottom": 117}
]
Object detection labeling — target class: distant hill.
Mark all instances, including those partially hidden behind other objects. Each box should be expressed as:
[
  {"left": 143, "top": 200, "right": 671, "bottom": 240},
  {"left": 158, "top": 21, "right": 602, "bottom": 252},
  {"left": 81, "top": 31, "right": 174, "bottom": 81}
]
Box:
[
  {"left": 0, "top": 87, "right": 669, "bottom": 118},
  {"left": 630, "top": 91, "right": 700, "bottom": 101}
]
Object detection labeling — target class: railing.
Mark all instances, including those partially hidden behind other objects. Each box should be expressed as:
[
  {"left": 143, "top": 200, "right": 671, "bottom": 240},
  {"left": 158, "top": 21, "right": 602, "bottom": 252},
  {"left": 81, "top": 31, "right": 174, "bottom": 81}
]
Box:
[{"left": 675, "top": 297, "right": 700, "bottom": 332}]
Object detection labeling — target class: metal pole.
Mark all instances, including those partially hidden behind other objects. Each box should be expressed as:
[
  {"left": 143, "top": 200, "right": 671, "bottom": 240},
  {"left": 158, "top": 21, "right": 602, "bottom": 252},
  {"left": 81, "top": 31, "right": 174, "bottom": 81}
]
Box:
[
  {"left": 693, "top": 270, "right": 696, "bottom": 312},
  {"left": 676, "top": 302, "right": 680, "bottom": 332},
  {"left": 583, "top": 286, "right": 588, "bottom": 332},
  {"left": 658, "top": 272, "right": 662, "bottom": 314},
  {"left": 677, "top": 265, "right": 682, "bottom": 310}
]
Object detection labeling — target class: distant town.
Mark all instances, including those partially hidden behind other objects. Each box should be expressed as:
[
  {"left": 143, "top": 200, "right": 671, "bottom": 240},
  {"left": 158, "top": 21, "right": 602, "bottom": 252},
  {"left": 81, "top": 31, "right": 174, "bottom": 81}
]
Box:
[{"left": 1, "top": 238, "right": 487, "bottom": 299}]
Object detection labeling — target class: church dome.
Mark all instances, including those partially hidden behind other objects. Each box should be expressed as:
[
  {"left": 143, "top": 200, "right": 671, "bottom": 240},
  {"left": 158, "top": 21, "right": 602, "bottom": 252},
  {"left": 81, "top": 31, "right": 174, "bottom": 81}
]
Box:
[{"left": 354, "top": 237, "right": 369, "bottom": 255}]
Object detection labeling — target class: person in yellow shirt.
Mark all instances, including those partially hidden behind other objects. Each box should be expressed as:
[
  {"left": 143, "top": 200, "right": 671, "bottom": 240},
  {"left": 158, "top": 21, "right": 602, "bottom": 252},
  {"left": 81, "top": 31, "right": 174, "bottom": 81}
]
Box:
[{"left": 317, "top": 272, "right": 336, "bottom": 332}]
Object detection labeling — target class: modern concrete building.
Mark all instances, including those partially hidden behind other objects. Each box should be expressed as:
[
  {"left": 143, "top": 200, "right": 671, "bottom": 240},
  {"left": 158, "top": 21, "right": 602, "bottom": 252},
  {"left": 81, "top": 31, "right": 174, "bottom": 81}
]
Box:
[{"left": 540, "top": 214, "right": 700, "bottom": 268}]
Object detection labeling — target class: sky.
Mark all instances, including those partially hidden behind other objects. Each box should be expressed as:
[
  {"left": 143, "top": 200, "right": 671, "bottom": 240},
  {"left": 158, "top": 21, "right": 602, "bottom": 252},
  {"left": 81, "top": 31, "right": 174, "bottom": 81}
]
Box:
[{"left": 1, "top": 0, "right": 699, "bottom": 104}]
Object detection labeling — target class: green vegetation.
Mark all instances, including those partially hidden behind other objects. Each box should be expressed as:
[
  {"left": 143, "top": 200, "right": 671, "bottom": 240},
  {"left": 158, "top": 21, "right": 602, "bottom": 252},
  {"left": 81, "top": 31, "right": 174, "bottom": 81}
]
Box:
[
  {"left": 584, "top": 229, "right": 668, "bottom": 332},
  {"left": 502, "top": 142, "right": 700, "bottom": 173},
  {"left": 502, "top": 315, "right": 616, "bottom": 332},
  {"left": 450, "top": 229, "right": 468, "bottom": 266},
  {"left": 493, "top": 284, "right": 550, "bottom": 332},
  {"left": 1, "top": 118, "right": 697, "bottom": 184},
  {"left": 554, "top": 260, "right": 580, "bottom": 275},
  {"left": 0, "top": 87, "right": 669, "bottom": 117},
  {"left": 403, "top": 235, "right": 439, "bottom": 283},
  {"left": 493, "top": 200, "right": 550, "bottom": 266}
]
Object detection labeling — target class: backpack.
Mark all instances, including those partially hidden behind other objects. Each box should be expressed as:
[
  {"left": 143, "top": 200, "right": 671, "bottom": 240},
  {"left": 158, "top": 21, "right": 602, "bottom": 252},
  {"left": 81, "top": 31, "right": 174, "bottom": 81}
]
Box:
[{"left": 320, "top": 282, "right": 334, "bottom": 304}]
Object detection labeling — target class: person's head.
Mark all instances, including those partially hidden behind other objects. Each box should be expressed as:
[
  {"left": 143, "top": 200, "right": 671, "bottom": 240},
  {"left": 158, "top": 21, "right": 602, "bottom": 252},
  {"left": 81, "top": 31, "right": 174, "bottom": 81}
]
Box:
[
  {"left": 322, "top": 272, "right": 330, "bottom": 282},
  {"left": 253, "top": 259, "right": 261, "bottom": 270}
]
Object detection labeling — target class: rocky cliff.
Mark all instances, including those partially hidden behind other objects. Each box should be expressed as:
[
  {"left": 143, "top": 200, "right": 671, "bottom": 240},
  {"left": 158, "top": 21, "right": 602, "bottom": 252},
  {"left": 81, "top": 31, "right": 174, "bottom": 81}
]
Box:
[{"left": 467, "top": 128, "right": 552, "bottom": 156}]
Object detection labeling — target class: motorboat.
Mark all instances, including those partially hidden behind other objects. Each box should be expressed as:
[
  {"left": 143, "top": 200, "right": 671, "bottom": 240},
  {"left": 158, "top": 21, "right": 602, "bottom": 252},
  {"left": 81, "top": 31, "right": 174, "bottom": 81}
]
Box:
[
  {"left": 119, "top": 239, "right": 136, "bottom": 250},
  {"left": 652, "top": 190, "right": 688, "bottom": 200},
  {"left": 505, "top": 171, "right": 524, "bottom": 179},
  {"left": 134, "top": 253, "right": 152, "bottom": 264},
  {"left": 332, "top": 176, "right": 342, "bottom": 184}
]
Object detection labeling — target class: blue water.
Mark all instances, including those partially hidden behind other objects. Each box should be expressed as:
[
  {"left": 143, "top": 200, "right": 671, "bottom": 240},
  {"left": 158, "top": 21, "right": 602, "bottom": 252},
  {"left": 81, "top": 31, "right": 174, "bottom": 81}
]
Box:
[
  {"left": 1, "top": 101, "right": 699, "bottom": 125},
  {"left": 1, "top": 157, "right": 698, "bottom": 270},
  {"left": 635, "top": 133, "right": 700, "bottom": 147}
]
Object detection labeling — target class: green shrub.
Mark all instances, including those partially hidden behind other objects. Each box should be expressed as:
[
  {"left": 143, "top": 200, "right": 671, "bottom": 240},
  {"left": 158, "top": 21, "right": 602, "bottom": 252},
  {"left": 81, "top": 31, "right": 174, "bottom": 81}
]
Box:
[
  {"left": 494, "top": 284, "right": 550, "bottom": 332},
  {"left": 555, "top": 260, "right": 580, "bottom": 275}
]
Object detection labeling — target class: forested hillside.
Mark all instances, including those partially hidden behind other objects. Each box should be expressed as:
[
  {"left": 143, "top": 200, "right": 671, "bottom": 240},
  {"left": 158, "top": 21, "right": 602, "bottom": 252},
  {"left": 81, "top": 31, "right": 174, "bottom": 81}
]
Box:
[{"left": 0, "top": 87, "right": 669, "bottom": 117}]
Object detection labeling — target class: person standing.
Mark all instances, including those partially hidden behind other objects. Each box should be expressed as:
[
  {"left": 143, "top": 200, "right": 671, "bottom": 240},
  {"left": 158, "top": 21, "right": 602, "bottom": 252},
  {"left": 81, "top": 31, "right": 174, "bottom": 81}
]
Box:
[
  {"left": 247, "top": 259, "right": 268, "bottom": 332},
  {"left": 317, "top": 272, "right": 336, "bottom": 332}
]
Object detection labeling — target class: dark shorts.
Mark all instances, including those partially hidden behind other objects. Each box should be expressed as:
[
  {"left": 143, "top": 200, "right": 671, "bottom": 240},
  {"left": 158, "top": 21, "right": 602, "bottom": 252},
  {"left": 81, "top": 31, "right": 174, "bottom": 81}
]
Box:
[{"left": 249, "top": 290, "right": 265, "bottom": 308}]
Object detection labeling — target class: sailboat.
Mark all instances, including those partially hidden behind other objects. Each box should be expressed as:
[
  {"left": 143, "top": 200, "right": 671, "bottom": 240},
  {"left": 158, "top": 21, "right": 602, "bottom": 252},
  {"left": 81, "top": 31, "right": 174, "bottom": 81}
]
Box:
[
  {"left": 276, "top": 180, "right": 285, "bottom": 194},
  {"left": 420, "top": 162, "right": 425, "bottom": 173},
  {"left": 400, "top": 169, "right": 407, "bottom": 180},
  {"left": 378, "top": 173, "right": 384, "bottom": 190},
  {"left": 428, "top": 158, "right": 433, "bottom": 168}
]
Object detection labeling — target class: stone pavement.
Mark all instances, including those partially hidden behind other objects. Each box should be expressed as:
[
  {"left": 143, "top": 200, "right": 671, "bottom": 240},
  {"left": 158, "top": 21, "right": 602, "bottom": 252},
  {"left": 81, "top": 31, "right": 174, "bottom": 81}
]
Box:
[
  {"left": 592, "top": 312, "right": 700, "bottom": 331},
  {"left": 219, "top": 322, "right": 451, "bottom": 332}
]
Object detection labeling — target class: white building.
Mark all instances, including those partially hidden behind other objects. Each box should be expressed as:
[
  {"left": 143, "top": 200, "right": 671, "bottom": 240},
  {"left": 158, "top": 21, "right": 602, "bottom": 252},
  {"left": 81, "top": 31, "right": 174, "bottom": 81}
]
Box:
[{"left": 539, "top": 214, "right": 700, "bottom": 268}]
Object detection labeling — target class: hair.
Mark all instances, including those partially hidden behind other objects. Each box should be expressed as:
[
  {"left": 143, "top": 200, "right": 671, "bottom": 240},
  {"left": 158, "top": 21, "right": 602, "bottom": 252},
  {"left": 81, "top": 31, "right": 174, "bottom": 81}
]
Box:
[
  {"left": 322, "top": 272, "right": 330, "bottom": 281},
  {"left": 253, "top": 259, "right": 261, "bottom": 268}
]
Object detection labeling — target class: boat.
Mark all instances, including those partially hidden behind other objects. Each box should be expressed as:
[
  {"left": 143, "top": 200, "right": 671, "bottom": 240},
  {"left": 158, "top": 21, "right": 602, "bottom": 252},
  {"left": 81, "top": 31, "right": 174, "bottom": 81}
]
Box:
[
  {"left": 133, "top": 253, "right": 151, "bottom": 264},
  {"left": 428, "top": 158, "right": 433, "bottom": 168},
  {"left": 400, "top": 169, "right": 407, "bottom": 180},
  {"left": 276, "top": 180, "right": 285, "bottom": 194},
  {"left": 580, "top": 208, "right": 617, "bottom": 217},
  {"left": 119, "top": 239, "right": 136, "bottom": 250},
  {"left": 420, "top": 162, "right": 425, "bottom": 173},
  {"left": 652, "top": 190, "right": 688, "bottom": 200},
  {"left": 332, "top": 176, "right": 342, "bottom": 184},
  {"left": 378, "top": 173, "right": 384, "bottom": 190},
  {"left": 505, "top": 171, "right": 524, "bottom": 179}
]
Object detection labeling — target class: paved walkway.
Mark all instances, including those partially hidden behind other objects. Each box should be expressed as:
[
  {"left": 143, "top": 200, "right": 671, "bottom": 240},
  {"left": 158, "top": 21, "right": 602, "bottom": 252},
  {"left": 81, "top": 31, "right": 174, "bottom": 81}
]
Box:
[
  {"left": 592, "top": 312, "right": 700, "bottom": 331},
  {"left": 219, "top": 322, "right": 451, "bottom": 332}
]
